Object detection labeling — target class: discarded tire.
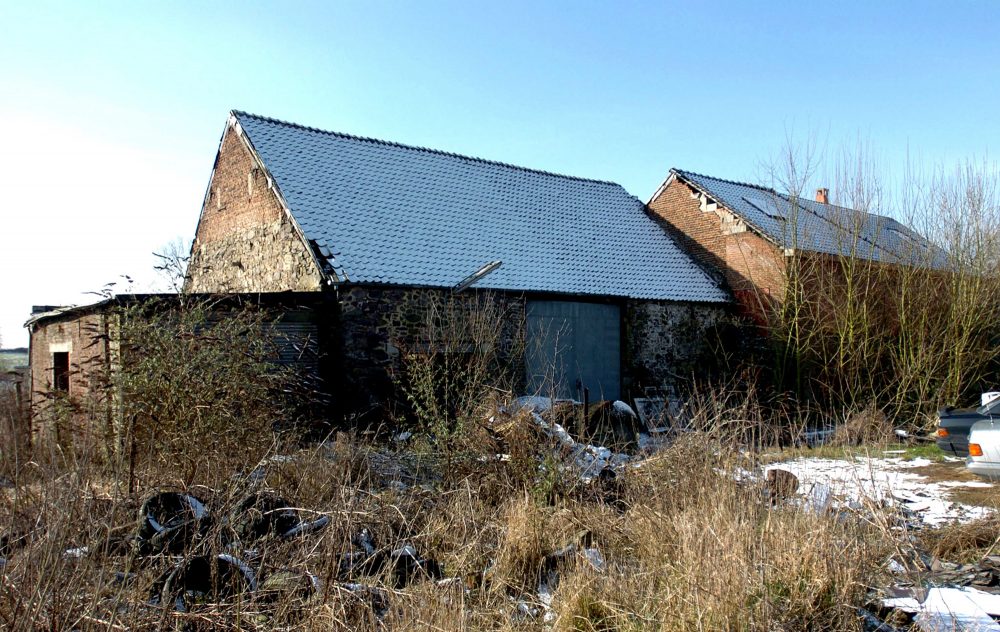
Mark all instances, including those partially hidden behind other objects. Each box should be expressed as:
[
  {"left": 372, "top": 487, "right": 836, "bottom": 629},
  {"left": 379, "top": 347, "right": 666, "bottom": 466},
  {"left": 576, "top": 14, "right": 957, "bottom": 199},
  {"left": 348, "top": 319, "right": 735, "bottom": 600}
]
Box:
[
  {"left": 136, "top": 492, "right": 209, "bottom": 555},
  {"left": 350, "top": 544, "right": 444, "bottom": 588},
  {"left": 233, "top": 491, "right": 329, "bottom": 542},
  {"left": 233, "top": 492, "right": 300, "bottom": 541},
  {"left": 155, "top": 554, "right": 257, "bottom": 612}
]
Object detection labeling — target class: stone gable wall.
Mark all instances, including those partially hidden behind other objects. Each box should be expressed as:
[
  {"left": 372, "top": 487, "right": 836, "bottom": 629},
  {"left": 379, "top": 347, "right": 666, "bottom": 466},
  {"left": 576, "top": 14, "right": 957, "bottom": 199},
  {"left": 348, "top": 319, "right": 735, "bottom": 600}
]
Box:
[{"left": 186, "top": 127, "right": 323, "bottom": 293}]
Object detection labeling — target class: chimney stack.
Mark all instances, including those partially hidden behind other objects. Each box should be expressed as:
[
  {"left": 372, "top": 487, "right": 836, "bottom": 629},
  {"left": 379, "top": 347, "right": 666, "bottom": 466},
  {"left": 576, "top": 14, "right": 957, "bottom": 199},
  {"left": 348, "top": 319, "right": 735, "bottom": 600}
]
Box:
[{"left": 815, "top": 188, "right": 829, "bottom": 204}]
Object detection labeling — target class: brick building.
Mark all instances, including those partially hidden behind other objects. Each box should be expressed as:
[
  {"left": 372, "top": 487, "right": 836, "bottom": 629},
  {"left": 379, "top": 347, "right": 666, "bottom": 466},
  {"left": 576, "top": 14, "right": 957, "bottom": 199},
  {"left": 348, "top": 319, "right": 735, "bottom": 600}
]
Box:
[
  {"left": 26, "top": 294, "right": 328, "bottom": 448},
  {"left": 181, "top": 111, "right": 734, "bottom": 418},
  {"left": 648, "top": 169, "right": 943, "bottom": 323}
]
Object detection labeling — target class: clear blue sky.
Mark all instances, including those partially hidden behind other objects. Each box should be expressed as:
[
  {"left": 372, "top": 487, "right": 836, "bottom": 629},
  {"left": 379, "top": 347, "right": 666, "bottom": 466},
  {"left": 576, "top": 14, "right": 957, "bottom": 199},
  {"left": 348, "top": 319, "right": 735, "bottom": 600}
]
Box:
[{"left": 1, "top": 1, "right": 998, "bottom": 347}]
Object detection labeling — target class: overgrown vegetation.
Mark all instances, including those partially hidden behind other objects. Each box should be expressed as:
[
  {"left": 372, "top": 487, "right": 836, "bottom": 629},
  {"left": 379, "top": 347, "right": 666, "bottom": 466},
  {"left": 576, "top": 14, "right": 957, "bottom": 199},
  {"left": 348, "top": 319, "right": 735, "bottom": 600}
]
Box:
[
  {"left": 393, "top": 292, "right": 523, "bottom": 448},
  {"left": 110, "top": 298, "right": 311, "bottom": 491},
  {"left": 759, "top": 147, "right": 1000, "bottom": 424},
  {"left": 2, "top": 293, "right": 924, "bottom": 631},
  {"left": 0, "top": 405, "right": 900, "bottom": 631}
]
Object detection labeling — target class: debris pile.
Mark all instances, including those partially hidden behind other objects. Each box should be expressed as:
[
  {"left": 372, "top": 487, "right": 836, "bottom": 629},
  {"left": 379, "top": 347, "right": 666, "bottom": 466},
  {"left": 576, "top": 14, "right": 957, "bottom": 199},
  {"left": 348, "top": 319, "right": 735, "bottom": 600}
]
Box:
[
  {"left": 864, "top": 555, "right": 1000, "bottom": 631},
  {"left": 758, "top": 460, "right": 1000, "bottom": 631},
  {"left": 510, "top": 396, "right": 638, "bottom": 483},
  {"left": 135, "top": 490, "right": 328, "bottom": 612}
]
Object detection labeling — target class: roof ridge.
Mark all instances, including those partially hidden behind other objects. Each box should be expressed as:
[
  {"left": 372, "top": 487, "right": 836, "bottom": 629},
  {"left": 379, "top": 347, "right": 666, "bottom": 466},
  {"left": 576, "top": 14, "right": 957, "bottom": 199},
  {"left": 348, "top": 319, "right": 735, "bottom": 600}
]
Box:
[
  {"left": 232, "top": 110, "right": 623, "bottom": 187},
  {"left": 673, "top": 167, "right": 903, "bottom": 222},
  {"left": 672, "top": 168, "right": 779, "bottom": 195}
]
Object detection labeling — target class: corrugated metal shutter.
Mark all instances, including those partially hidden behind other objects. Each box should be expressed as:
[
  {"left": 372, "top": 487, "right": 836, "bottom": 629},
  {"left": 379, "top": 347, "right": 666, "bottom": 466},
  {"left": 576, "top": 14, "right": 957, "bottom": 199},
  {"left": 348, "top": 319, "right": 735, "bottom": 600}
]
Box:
[
  {"left": 272, "top": 316, "right": 320, "bottom": 370},
  {"left": 525, "top": 300, "right": 620, "bottom": 401}
]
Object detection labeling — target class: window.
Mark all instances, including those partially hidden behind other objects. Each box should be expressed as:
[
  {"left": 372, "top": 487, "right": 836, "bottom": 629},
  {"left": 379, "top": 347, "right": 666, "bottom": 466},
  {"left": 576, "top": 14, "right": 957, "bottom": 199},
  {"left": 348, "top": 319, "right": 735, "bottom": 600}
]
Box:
[{"left": 53, "top": 352, "right": 70, "bottom": 393}]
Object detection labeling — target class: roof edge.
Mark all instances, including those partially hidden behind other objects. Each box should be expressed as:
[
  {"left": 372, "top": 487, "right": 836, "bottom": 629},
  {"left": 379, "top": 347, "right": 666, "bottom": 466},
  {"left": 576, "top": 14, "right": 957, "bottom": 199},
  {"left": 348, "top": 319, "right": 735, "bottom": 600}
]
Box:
[
  {"left": 231, "top": 109, "right": 625, "bottom": 188},
  {"left": 671, "top": 168, "right": 780, "bottom": 196},
  {"left": 669, "top": 168, "right": 782, "bottom": 249}
]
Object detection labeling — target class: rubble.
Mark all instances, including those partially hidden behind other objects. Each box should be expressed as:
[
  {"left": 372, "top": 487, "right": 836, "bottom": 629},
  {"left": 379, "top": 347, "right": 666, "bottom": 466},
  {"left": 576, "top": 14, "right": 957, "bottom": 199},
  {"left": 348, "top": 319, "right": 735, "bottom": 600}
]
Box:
[
  {"left": 882, "top": 587, "right": 1000, "bottom": 631},
  {"left": 864, "top": 546, "right": 1000, "bottom": 630},
  {"left": 511, "top": 534, "right": 609, "bottom": 623},
  {"left": 530, "top": 411, "right": 631, "bottom": 483}
]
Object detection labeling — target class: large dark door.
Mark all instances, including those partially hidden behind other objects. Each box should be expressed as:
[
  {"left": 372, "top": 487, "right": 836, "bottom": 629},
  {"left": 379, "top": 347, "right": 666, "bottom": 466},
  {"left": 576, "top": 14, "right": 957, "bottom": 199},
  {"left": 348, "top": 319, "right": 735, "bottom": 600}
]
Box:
[{"left": 525, "top": 300, "right": 621, "bottom": 401}]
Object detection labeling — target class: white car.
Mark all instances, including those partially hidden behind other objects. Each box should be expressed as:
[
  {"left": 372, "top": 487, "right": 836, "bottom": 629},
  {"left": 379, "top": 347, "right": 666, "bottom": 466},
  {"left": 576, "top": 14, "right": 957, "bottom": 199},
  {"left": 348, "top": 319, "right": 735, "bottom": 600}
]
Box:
[{"left": 966, "top": 419, "right": 1000, "bottom": 480}]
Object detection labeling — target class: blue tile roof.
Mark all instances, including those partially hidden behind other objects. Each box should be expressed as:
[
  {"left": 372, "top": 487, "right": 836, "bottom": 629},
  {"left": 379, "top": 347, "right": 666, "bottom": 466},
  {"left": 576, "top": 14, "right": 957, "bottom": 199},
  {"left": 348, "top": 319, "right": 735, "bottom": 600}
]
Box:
[
  {"left": 232, "top": 111, "right": 728, "bottom": 302},
  {"left": 673, "top": 169, "right": 946, "bottom": 267}
]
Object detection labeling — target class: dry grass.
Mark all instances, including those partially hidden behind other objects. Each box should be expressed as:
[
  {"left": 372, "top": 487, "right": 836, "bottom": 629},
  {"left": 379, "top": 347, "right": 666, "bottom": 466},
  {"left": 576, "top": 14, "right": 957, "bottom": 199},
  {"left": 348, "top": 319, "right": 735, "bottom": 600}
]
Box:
[
  {"left": 918, "top": 514, "right": 1000, "bottom": 563},
  {"left": 0, "top": 386, "right": 28, "bottom": 480},
  {"left": 0, "top": 400, "right": 915, "bottom": 632}
]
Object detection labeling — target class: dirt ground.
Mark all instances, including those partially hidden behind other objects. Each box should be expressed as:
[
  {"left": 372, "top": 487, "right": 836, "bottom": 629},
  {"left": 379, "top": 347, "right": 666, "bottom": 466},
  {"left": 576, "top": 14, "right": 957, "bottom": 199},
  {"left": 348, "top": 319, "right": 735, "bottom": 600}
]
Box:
[{"left": 908, "top": 460, "right": 1000, "bottom": 509}]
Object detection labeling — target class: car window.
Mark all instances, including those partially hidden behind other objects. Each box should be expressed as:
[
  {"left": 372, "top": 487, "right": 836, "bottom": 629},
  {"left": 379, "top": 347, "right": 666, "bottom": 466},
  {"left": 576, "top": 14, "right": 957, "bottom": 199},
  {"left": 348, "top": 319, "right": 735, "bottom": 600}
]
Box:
[{"left": 981, "top": 398, "right": 1000, "bottom": 415}]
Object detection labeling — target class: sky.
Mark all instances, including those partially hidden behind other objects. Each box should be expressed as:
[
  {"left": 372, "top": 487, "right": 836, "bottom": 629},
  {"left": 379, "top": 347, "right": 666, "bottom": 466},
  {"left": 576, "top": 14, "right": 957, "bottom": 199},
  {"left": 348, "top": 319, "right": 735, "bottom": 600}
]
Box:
[{"left": 1, "top": 0, "right": 999, "bottom": 347}]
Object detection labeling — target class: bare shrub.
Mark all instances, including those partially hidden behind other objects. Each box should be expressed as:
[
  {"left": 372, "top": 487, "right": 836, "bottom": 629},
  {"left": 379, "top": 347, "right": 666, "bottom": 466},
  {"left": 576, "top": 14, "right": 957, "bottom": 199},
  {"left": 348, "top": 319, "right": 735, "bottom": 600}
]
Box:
[
  {"left": 111, "top": 297, "right": 310, "bottom": 490},
  {"left": 830, "top": 404, "right": 894, "bottom": 447},
  {"left": 391, "top": 292, "right": 523, "bottom": 454}
]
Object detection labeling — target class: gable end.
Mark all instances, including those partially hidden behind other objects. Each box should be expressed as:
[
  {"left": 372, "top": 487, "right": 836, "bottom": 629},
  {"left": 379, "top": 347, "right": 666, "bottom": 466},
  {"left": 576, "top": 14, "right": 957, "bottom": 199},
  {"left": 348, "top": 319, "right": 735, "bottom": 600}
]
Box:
[{"left": 186, "top": 120, "right": 326, "bottom": 293}]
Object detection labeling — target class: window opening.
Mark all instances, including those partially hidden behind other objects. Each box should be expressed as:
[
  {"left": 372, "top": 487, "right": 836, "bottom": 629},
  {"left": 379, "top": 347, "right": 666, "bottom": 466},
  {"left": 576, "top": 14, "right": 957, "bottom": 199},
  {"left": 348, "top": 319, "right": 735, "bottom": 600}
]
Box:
[{"left": 53, "top": 352, "right": 69, "bottom": 393}]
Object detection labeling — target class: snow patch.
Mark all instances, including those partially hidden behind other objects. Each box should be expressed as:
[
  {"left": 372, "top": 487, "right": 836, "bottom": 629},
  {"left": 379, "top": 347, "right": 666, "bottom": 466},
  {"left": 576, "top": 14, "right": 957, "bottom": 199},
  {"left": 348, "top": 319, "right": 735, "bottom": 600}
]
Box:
[
  {"left": 884, "top": 586, "right": 1000, "bottom": 631},
  {"left": 766, "top": 457, "right": 994, "bottom": 526}
]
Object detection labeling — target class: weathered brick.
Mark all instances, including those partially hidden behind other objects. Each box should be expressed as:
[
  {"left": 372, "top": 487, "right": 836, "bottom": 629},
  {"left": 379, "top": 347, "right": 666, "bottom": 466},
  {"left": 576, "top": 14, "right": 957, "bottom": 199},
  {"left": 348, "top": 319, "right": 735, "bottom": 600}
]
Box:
[
  {"left": 649, "top": 177, "right": 785, "bottom": 323},
  {"left": 186, "top": 128, "right": 323, "bottom": 293}
]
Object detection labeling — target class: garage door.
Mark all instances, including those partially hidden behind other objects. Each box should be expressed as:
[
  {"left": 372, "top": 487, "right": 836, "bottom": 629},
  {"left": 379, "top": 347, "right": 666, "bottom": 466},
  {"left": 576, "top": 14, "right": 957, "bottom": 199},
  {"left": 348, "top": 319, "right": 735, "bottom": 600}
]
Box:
[{"left": 525, "top": 300, "right": 620, "bottom": 401}]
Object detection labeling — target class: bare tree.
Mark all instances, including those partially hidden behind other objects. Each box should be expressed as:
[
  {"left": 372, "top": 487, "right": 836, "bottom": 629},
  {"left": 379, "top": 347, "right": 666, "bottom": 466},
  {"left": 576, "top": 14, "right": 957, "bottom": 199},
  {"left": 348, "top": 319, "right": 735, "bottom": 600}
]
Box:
[
  {"left": 152, "top": 237, "right": 191, "bottom": 293},
  {"left": 759, "top": 136, "right": 1000, "bottom": 422}
]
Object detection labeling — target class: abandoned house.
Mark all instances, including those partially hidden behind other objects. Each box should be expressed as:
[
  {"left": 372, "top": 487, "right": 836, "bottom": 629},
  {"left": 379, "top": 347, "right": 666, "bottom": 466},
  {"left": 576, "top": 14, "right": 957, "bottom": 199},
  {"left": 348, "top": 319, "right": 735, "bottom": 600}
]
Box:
[
  {"left": 179, "top": 111, "right": 736, "bottom": 413},
  {"left": 647, "top": 169, "right": 943, "bottom": 323},
  {"left": 27, "top": 111, "right": 743, "bottom": 439}
]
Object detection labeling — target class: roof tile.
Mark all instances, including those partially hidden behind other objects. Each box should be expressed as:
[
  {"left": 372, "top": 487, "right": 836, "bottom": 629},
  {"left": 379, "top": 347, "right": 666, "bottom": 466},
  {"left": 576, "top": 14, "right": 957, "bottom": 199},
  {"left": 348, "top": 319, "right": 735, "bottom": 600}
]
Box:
[
  {"left": 234, "top": 112, "right": 728, "bottom": 302},
  {"left": 673, "top": 169, "right": 945, "bottom": 267}
]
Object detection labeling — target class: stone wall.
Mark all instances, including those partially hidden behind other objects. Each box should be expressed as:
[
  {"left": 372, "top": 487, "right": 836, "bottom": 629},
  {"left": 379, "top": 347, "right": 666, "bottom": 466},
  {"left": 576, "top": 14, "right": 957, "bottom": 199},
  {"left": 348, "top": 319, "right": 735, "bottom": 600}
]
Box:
[
  {"left": 335, "top": 284, "right": 734, "bottom": 417},
  {"left": 186, "top": 125, "right": 324, "bottom": 293},
  {"left": 623, "top": 300, "right": 733, "bottom": 393},
  {"left": 336, "top": 285, "right": 526, "bottom": 419}
]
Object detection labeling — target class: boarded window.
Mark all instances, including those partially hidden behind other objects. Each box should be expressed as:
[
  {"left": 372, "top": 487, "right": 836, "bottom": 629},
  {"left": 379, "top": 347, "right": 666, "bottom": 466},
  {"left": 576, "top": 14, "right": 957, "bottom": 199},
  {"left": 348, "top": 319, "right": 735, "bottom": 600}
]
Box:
[{"left": 52, "top": 352, "right": 70, "bottom": 392}]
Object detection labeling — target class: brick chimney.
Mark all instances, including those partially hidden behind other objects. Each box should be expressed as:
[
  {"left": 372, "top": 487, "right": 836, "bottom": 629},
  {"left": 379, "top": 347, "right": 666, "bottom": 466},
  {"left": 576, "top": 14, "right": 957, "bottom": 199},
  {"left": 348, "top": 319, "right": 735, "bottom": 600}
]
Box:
[{"left": 815, "top": 188, "right": 829, "bottom": 204}]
